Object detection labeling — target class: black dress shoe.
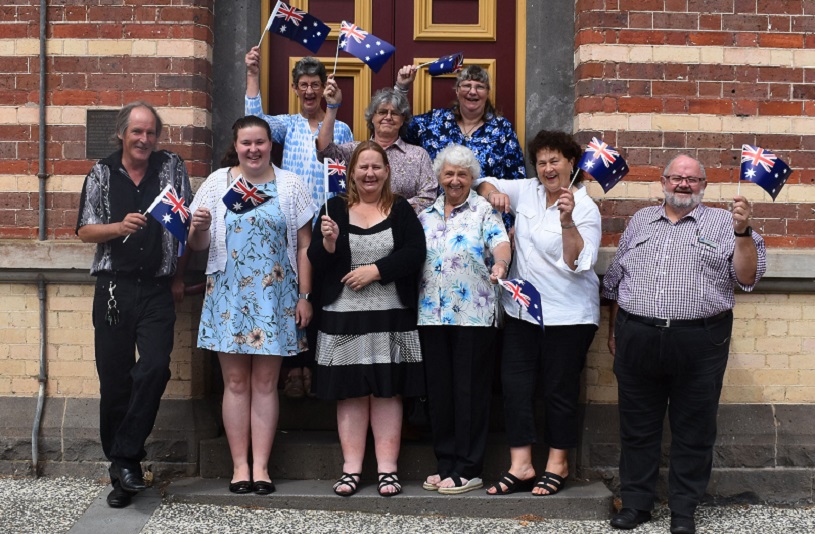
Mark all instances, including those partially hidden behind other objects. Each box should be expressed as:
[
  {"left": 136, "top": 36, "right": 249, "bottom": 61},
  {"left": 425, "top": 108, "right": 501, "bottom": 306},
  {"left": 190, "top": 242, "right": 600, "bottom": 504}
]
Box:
[
  {"left": 253, "top": 480, "right": 276, "bottom": 495},
  {"left": 670, "top": 513, "right": 696, "bottom": 534},
  {"left": 610, "top": 508, "right": 652, "bottom": 529},
  {"left": 228, "top": 480, "right": 253, "bottom": 494},
  {"left": 106, "top": 481, "right": 135, "bottom": 508},
  {"left": 110, "top": 464, "right": 146, "bottom": 492}
]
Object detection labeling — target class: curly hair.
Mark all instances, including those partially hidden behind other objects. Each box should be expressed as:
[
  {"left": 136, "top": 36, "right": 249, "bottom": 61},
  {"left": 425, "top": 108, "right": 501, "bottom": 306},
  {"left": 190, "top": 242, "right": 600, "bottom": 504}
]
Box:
[{"left": 527, "top": 130, "right": 585, "bottom": 183}]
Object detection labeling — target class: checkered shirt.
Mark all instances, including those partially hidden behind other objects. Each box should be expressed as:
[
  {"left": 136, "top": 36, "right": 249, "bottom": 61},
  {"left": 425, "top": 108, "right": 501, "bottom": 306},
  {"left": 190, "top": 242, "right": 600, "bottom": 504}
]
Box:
[{"left": 602, "top": 203, "right": 767, "bottom": 320}]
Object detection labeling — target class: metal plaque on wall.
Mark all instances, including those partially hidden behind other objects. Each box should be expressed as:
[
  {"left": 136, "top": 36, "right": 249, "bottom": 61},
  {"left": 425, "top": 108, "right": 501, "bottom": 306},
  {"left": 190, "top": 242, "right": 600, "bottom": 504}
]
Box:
[{"left": 86, "top": 110, "right": 119, "bottom": 160}]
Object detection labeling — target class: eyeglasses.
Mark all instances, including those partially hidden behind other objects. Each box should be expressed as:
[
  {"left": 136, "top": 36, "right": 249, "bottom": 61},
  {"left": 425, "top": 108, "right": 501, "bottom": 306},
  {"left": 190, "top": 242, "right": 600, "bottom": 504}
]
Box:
[
  {"left": 296, "top": 82, "right": 322, "bottom": 91},
  {"left": 458, "top": 83, "right": 489, "bottom": 93},
  {"left": 375, "top": 109, "right": 401, "bottom": 118},
  {"left": 664, "top": 175, "right": 705, "bottom": 185}
]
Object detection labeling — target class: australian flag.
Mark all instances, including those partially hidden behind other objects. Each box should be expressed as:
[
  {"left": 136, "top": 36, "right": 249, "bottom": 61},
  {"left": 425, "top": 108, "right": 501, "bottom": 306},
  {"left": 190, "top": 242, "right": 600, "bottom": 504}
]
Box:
[
  {"left": 428, "top": 52, "right": 464, "bottom": 76},
  {"left": 222, "top": 175, "right": 271, "bottom": 214},
  {"left": 146, "top": 184, "right": 190, "bottom": 255},
  {"left": 325, "top": 158, "right": 347, "bottom": 193},
  {"left": 338, "top": 20, "right": 395, "bottom": 73},
  {"left": 497, "top": 278, "right": 544, "bottom": 331},
  {"left": 577, "top": 137, "right": 629, "bottom": 193},
  {"left": 740, "top": 145, "right": 792, "bottom": 201},
  {"left": 264, "top": 1, "right": 329, "bottom": 54}
]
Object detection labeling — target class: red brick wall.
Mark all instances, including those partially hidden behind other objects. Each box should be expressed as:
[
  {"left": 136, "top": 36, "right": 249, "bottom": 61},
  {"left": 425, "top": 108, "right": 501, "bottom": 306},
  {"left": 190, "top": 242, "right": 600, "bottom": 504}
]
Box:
[
  {"left": 0, "top": 0, "right": 214, "bottom": 240},
  {"left": 574, "top": 0, "right": 815, "bottom": 248}
]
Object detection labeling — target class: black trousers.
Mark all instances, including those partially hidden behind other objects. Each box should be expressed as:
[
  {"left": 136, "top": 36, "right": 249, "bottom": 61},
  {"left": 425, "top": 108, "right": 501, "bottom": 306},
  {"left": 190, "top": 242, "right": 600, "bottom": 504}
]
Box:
[
  {"left": 501, "top": 317, "right": 597, "bottom": 449},
  {"left": 613, "top": 309, "right": 733, "bottom": 517},
  {"left": 92, "top": 274, "right": 175, "bottom": 470},
  {"left": 419, "top": 325, "right": 496, "bottom": 480}
]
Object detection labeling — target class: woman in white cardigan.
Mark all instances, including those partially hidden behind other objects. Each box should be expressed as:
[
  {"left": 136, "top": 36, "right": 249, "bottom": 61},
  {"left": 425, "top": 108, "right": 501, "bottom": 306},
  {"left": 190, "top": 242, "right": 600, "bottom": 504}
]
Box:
[{"left": 187, "top": 116, "right": 317, "bottom": 495}]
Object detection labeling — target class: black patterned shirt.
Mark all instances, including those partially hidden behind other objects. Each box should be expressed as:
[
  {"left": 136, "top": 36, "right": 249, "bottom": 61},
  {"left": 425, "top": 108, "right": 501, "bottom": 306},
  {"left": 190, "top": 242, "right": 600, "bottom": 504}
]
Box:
[{"left": 76, "top": 149, "right": 192, "bottom": 277}]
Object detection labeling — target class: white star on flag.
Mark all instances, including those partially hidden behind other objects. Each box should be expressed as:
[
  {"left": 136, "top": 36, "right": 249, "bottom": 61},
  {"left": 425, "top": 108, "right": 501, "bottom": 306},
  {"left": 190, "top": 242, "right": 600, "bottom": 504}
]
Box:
[
  {"left": 232, "top": 202, "right": 244, "bottom": 211},
  {"left": 745, "top": 168, "right": 756, "bottom": 179},
  {"left": 162, "top": 214, "right": 172, "bottom": 223}
]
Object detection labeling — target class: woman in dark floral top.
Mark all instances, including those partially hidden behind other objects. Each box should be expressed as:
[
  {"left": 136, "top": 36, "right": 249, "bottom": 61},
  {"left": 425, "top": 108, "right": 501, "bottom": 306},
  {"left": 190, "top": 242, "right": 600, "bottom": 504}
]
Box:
[{"left": 395, "top": 64, "right": 526, "bottom": 228}]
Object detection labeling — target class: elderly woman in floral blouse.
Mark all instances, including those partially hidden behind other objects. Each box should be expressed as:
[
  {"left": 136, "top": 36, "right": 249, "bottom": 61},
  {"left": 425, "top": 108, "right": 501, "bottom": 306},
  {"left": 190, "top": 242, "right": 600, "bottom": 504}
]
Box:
[{"left": 416, "top": 144, "right": 511, "bottom": 494}]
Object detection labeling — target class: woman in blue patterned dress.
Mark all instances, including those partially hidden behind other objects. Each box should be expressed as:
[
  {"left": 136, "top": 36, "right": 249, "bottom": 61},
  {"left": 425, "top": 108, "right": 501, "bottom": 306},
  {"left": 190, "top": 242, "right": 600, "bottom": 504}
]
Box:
[
  {"left": 308, "top": 141, "right": 426, "bottom": 497},
  {"left": 417, "top": 144, "right": 512, "bottom": 494},
  {"left": 395, "top": 64, "right": 526, "bottom": 229},
  {"left": 187, "top": 116, "right": 317, "bottom": 495},
  {"left": 245, "top": 48, "right": 354, "bottom": 397}
]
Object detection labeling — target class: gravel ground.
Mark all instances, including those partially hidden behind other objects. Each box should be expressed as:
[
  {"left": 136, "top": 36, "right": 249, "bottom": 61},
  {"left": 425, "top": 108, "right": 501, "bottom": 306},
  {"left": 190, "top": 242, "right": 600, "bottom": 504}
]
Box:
[
  {"left": 2, "top": 476, "right": 815, "bottom": 533},
  {"left": 0, "top": 475, "right": 105, "bottom": 534},
  {"left": 143, "top": 501, "right": 815, "bottom": 534}
]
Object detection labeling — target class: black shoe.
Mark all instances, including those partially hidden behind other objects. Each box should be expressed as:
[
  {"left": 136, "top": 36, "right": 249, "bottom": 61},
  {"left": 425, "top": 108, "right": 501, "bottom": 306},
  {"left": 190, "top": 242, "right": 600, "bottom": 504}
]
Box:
[
  {"left": 610, "top": 508, "right": 652, "bottom": 529},
  {"left": 106, "top": 481, "right": 134, "bottom": 508},
  {"left": 110, "top": 464, "right": 146, "bottom": 492},
  {"left": 228, "top": 480, "right": 253, "bottom": 494},
  {"left": 670, "top": 513, "right": 696, "bottom": 534},
  {"left": 253, "top": 480, "right": 276, "bottom": 495}
]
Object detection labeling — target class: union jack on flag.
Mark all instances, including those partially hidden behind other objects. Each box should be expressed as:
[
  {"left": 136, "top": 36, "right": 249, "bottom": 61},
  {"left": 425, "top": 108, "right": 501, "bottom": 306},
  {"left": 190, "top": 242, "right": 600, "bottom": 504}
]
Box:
[
  {"left": 324, "top": 158, "right": 348, "bottom": 193},
  {"left": 586, "top": 137, "right": 620, "bottom": 168},
  {"left": 340, "top": 21, "right": 367, "bottom": 44},
  {"left": 222, "top": 175, "right": 271, "bottom": 214},
  {"left": 497, "top": 278, "right": 544, "bottom": 331},
  {"left": 741, "top": 144, "right": 777, "bottom": 173},
  {"left": 160, "top": 186, "right": 190, "bottom": 223},
  {"left": 275, "top": 2, "right": 304, "bottom": 25},
  {"left": 146, "top": 184, "right": 191, "bottom": 254}
]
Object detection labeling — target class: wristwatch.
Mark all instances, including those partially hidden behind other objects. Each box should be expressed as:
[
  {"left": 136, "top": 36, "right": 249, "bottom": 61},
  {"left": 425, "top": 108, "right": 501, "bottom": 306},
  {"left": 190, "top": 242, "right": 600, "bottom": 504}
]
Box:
[
  {"left": 298, "top": 292, "right": 311, "bottom": 302},
  {"left": 734, "top": 226, "right": 752, "bottom": 237}
]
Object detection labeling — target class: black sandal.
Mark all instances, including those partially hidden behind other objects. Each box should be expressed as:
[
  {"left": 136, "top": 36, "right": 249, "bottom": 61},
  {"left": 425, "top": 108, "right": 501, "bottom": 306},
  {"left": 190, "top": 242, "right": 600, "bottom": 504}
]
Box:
[
  {"left": 533, "top": 471, "right": 566, "bottom": 496},
  {"left": 333, "top": 472, "right": 361, "bottom": 497},
  {"left": 486, "top": 471, "right": 535, "bottom": 495},
  {"left": 377, "top": 472, "right": 402, "bottom": 497}
]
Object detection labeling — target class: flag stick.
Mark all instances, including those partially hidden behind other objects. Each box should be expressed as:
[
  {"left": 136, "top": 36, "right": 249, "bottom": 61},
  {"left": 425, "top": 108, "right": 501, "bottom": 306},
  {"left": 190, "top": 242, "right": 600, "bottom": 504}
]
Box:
[
  {"left": 122, "top": 234, "right": 130, "bottom": 243},
  {"left": 737, "top": 180, "right": 741, "bottom": 197},
  {"left": 332, "top": 38, "right": 340, "bottom": 76},
  {"left": 568, "top": 167, "right": 580, "bottom": 189},
  {"left": 416, "top": 60, "right": 435, "bottom": 68},
  {"left": 257, "top": 31, "right": 266, "bottom": 49}
]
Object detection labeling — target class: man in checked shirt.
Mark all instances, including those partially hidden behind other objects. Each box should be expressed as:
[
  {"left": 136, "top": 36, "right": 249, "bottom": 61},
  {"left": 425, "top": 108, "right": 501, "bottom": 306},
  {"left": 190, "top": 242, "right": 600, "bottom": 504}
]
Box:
[{"left": 603, "top": 155, "right": 766, "bottom": 534}]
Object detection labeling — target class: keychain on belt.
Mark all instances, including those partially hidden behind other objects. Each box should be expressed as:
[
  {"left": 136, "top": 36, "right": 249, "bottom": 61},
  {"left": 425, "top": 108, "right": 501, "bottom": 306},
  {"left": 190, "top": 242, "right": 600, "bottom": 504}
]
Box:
[{"left": 105, "top": 281, "right": 119, "bottom": 326}]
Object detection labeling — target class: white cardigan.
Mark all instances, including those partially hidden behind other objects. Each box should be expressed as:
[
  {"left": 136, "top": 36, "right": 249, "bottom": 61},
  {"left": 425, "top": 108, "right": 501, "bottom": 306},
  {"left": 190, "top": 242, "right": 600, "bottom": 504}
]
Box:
[{"left": 189, "top": 166, "right": 317, "bottom": 277}]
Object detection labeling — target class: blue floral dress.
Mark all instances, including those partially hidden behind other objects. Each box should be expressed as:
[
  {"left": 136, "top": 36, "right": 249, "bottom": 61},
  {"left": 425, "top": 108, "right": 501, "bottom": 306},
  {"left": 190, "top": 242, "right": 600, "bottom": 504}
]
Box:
[{"left": 198, "top": 180, "right": 306, "bottom": 356}]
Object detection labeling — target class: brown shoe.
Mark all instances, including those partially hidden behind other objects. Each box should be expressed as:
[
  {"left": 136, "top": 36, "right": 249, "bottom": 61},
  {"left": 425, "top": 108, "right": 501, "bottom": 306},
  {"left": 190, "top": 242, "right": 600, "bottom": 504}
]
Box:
[{"left": 283, "top": 374, "right": 305, "bottom": 399}]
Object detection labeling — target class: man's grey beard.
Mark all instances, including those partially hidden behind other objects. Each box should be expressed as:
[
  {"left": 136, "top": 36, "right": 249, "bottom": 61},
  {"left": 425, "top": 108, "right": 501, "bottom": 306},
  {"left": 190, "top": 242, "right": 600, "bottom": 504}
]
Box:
[{"left": 664, "top": 188, "right": 704, "bottom": 210}]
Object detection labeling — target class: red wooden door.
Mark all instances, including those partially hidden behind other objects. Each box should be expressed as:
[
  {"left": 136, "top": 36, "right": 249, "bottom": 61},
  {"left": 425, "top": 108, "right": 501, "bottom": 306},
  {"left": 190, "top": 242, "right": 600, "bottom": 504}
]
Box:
[{"left": 260, "top": 1, "right": 523, "bottom": 144}]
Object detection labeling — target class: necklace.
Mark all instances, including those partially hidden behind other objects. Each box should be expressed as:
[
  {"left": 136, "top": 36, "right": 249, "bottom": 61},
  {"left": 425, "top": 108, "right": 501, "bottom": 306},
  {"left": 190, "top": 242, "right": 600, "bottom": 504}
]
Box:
[{"left": 459, "top": 120, "right": 483, "bottom": 141}]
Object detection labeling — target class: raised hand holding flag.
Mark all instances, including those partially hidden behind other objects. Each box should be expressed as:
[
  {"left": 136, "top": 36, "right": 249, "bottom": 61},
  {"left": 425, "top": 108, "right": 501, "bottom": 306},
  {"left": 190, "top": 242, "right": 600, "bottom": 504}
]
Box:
[
  {"left": 739, "top": 145, "right": 792, "bottom": 201},
  {"left": 577, "top": 137, "right": 629, "bottom": 192},
  {"left": 222, "top": 175, "right": 271, "bottom": 214},
  {"left": 146, "top": 184, "right": 191, "bottom": 255},
  {"left": 497, "top": 278, "right": 544, "bottom": 331},
  {"left": 336, "top": 20, "right": 395, "bottom": 73}
]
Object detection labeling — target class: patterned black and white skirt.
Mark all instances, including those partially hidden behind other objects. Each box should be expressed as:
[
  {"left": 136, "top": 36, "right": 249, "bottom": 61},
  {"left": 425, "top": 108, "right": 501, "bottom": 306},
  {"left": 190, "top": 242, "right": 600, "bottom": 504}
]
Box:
[{"left": 314, "top": 222, "right": 424, "bottom": 400}]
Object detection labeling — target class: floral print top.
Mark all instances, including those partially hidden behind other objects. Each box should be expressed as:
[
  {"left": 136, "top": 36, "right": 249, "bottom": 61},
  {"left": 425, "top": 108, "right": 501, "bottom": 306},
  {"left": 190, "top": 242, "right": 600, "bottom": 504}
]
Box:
[
  {"left": 417, "top": 190, "right": 509, "bottom": 327},
  {"left": 405, "top": 107, "right": 526, "bottom": 180}
]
